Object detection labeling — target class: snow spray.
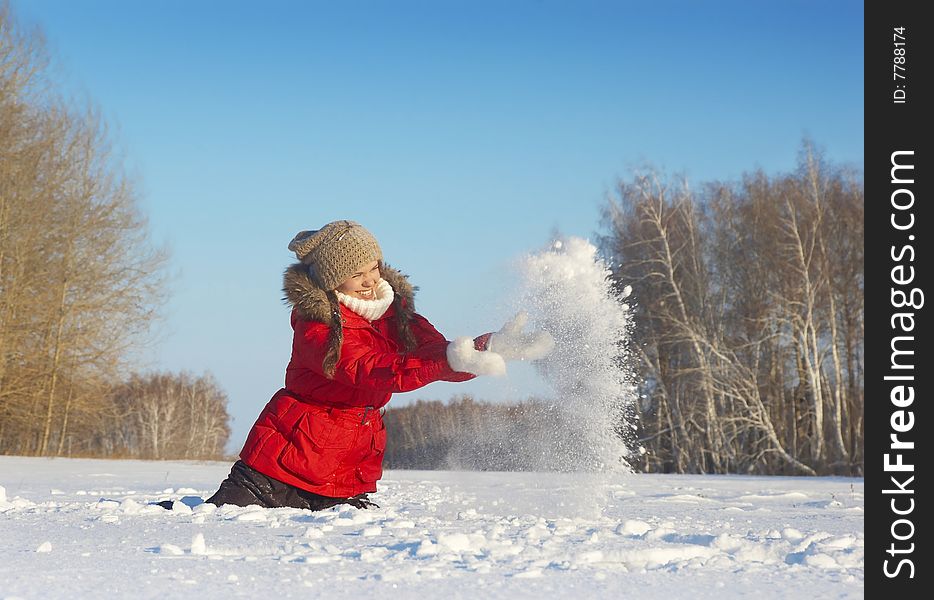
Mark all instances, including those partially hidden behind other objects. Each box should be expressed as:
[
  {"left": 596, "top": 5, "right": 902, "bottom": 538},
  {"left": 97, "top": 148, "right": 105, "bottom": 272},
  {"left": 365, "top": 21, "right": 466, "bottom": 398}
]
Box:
[
  {"left": 518, "top": 237, "right": 637, "bottom": 472},
  {"left": 447, "top": 237, "right": 639, "bottom": 474}
]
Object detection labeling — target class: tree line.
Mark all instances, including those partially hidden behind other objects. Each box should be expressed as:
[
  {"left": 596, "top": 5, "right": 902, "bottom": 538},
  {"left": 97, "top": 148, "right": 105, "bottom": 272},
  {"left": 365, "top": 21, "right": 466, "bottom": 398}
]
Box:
[
  {"left": 599, "top": 145, "right": 863, "bottom": 476},
  {"left": 382, "top": 396, "right": 622, "bottom": 472},
  {"left": 1, "top": 4, "right": 230, "bottom": 459}
]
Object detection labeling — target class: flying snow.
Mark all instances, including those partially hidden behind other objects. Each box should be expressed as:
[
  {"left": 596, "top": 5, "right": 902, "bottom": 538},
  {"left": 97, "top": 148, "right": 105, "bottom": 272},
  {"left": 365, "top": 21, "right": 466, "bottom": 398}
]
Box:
[{"left": 517, "top": 237, "right": 638, "bottom": 472}]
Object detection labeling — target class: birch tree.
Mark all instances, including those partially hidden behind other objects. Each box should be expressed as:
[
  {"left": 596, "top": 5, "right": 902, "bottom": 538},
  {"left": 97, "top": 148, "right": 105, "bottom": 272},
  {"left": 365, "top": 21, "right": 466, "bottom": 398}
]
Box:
[{"left": 600, "top": 146, "right": 863, "bottom": 475}]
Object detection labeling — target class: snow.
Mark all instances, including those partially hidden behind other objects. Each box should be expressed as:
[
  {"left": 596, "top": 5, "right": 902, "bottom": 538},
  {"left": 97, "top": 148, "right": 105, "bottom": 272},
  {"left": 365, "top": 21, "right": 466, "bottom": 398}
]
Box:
[
  {"left": 0, "top": 457, "right": 863, "bottom": 598},
  {"left": 448, "top": 237, "right": 638, "bottom": 473},
  {"left": 519, "top": 237, "right": 638, "bottom": 471}
]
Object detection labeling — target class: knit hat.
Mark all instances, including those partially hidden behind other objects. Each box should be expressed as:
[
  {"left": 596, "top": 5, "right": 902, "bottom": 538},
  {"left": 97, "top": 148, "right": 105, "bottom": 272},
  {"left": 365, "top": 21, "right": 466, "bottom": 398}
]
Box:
[{"left": 287, "top": 220, "right": 383, "bottom": 290}]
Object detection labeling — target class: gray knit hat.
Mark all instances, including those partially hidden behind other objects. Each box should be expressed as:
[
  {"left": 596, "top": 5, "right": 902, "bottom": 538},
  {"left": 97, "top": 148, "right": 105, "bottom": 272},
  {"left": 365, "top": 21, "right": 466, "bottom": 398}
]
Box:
[{"left": 288, "top": 220, "right": 383, "bottom": 290}]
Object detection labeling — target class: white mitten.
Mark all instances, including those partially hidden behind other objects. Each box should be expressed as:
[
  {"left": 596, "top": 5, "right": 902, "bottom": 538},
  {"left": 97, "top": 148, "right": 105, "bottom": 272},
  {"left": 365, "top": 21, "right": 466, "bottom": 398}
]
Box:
[
  {"left": 446, "top": 337, "right": 506, "bottom": 376},
  {"left": 488, "top": 312, "right": 555, "bottom": 361}
]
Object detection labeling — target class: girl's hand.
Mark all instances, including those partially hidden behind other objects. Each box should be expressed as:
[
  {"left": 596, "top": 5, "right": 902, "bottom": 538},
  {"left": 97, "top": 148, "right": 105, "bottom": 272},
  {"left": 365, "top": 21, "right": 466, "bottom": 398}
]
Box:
[{"left": 447, "top": 337, "right": 507, "bottom": 376}]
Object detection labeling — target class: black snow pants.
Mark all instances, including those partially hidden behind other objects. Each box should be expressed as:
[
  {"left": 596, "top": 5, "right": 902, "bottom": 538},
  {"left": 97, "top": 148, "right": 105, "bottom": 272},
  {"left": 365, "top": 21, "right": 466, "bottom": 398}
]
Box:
[{"left": 206, "top": 460, "right": 376, "bottom": 511}]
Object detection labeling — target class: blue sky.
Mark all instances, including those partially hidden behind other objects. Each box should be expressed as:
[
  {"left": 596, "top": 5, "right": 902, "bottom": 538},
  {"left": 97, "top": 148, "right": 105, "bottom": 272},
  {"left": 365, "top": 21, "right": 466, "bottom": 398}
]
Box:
[{"left": 17, "top": 0, "right": 864, "bottom": 451}]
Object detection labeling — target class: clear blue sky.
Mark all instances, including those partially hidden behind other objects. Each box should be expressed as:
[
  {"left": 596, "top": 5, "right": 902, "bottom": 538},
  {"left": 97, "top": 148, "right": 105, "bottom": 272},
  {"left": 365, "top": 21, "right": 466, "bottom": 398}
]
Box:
[{"left": 17, "top": 0, "right": 864, "bottom": 452}]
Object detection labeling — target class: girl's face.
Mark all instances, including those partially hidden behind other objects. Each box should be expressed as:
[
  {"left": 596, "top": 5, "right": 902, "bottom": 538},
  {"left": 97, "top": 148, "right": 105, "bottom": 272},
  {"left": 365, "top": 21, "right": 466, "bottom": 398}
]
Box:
[{"left": 336, "top": 260, "right": 381, "bottom": 300}]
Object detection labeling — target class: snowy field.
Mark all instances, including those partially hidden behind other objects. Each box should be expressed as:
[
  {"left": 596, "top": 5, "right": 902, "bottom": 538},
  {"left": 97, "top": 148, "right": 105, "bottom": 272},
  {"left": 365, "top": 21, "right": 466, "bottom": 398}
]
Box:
[{"left": 0, "top": 456, "right": 862, "bottom": 599}]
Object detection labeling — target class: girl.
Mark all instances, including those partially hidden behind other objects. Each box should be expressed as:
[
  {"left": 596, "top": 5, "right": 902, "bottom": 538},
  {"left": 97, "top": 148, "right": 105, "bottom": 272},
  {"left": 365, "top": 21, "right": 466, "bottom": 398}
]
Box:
[{"left": 204, "top": 220, "right": 553, "bottom": 511}]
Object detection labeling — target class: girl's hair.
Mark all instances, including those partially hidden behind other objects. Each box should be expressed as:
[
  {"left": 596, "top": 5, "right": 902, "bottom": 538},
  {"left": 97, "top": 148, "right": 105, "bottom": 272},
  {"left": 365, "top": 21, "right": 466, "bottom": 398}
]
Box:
[
  {"left": 322, "top": 290, "right": 343, "bottom": 378},
  {"left": 395, "top": 303, "right": 417, "bottom": 353}
]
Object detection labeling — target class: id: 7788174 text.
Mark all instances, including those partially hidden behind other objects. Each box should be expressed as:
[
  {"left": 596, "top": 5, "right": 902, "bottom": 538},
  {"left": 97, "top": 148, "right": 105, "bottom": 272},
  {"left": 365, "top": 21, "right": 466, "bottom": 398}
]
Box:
[{"left": 893, "top": 27, "right": 907, "bottom": 104}]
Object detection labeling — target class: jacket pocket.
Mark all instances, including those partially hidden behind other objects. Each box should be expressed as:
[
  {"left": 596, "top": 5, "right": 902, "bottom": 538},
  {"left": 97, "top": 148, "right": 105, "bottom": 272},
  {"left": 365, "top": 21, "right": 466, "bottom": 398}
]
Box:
[
  {"left": 356, "top": 420, "right": 387, "bottom": 483},
  {"left": 279, "top": 411, "right": 356, "bottom": 485}
]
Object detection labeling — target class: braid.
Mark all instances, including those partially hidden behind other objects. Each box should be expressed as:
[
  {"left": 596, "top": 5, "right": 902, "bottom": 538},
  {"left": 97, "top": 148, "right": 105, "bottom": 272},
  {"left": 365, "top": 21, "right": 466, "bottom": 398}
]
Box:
[
  {"left": 322, "top": 291, "right": 343, "bottom": 378},
  {"left": 394, "top": 296, "right": 418, "bottom": 351}
]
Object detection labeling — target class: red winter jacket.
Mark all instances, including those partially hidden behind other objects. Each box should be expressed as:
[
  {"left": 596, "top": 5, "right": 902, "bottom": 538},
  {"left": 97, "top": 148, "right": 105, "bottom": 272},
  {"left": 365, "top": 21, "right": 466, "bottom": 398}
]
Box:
[{"left": 239, "top": 264, "right": 488, "bottom": 498}]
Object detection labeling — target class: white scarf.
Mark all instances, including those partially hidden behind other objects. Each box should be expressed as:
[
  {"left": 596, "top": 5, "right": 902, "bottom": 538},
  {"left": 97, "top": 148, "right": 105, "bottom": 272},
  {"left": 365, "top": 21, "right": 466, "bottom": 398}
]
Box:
[{"left": 335, "top": 279, "right": 394, "bottom": 321}]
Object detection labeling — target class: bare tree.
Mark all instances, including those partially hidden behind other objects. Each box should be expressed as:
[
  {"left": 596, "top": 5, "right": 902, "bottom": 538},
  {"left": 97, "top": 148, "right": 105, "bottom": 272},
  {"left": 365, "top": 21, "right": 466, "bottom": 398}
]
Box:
[
  {"left": 600, "top": 145, "right": 863, "bottom": 475},
  {"left": 105, "top": 371, "right": 231, "bottom": 460},
  {"left": 1, "top": 3, "right": 168, "bottom": 456}
]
